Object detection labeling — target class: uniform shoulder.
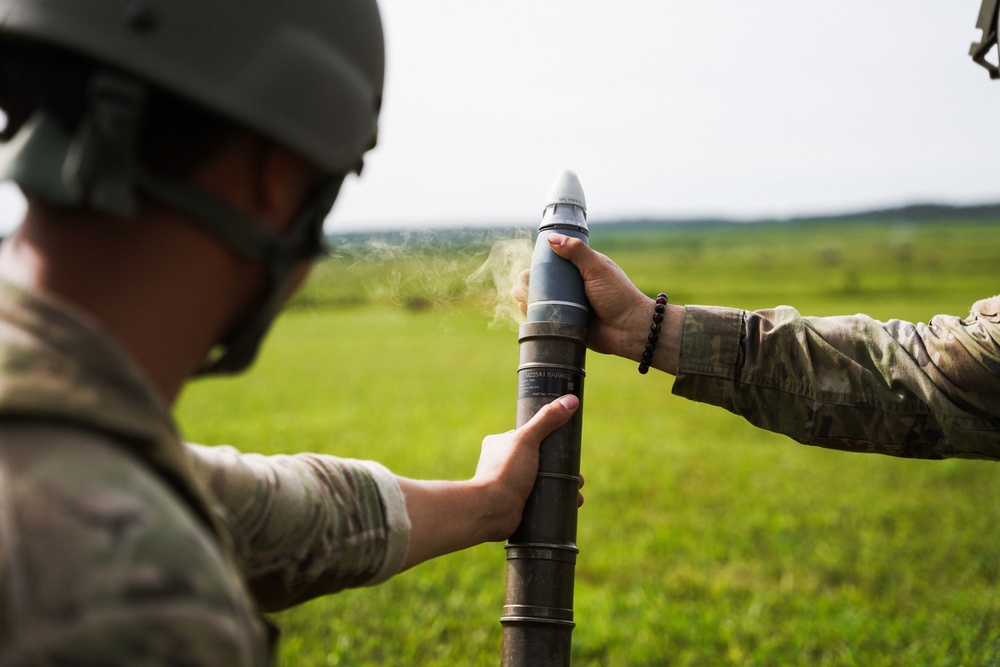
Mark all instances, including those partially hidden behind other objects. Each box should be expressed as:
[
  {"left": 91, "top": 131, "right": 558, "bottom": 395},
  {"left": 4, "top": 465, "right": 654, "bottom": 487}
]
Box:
[{"left": 0, "top": 423, "right": 270, "bottom": 665}]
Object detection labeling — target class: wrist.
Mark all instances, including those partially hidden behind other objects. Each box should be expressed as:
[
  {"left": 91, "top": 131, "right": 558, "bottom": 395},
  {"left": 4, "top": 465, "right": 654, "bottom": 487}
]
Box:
[
  {"left": 637, "top": 293, "right": 669, "bottom": 374},
  {"left": 626, "top": 298, "right": 681, "bottom": 376},
  {"left": 657, "top": 304, "right": 682, "bottom": 375},
  {"left": 617, "top": 294, "right": 656, "bottom": 361},
  {"left": 398, "top": 477, "right": 491, "bottom": 570},
  {"left": 466, "top": 476, "right": 521, "bottom": 543}
]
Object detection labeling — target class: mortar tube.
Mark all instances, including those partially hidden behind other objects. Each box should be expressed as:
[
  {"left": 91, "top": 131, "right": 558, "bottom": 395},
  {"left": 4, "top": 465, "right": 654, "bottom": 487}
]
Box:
[{"left": 501, "top": 170, "right": 589, "bottom": 667}]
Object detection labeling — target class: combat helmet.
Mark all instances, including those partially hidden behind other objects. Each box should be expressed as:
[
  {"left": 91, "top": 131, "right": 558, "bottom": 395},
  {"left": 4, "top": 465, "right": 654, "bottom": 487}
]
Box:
[{"left": 0, "top": 0, "right": 385, "bottom": 373}]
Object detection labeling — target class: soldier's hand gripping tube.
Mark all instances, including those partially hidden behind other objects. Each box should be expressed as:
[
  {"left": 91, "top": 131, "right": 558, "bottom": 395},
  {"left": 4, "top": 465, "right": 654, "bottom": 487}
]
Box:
[{"left": 501, "top": 170, "right": 589, "bottom": 667}]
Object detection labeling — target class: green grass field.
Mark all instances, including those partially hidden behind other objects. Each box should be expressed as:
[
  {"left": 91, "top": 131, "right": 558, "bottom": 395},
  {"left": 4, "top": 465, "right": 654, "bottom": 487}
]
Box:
[{"left": 176, "top": 217, "right": 1000, "bottom": 666}]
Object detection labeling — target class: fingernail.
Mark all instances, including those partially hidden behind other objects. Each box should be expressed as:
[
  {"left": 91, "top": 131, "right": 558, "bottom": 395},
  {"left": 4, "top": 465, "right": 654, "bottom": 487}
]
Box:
[
  {"left": 548, "top": 233, "right": 567, "bottom": 247},
  {"left": 558, "top": 395, "right": 579, "bottom": 411}
]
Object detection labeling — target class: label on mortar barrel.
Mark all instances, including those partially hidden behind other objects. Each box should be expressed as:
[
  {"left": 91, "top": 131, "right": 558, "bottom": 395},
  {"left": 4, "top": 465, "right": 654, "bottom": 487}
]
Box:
[{"left": 518, "top": 368, "right": 583, "bottom": 399}]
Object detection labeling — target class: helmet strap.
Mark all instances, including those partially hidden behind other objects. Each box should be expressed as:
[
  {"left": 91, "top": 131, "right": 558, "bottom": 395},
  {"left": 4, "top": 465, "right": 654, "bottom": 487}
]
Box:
[
  {"left": 64, "top": 73, "right": 148, "bottom": 215},
  {"left": 192, "top": 176, "right": 342, "bottom": 375}
]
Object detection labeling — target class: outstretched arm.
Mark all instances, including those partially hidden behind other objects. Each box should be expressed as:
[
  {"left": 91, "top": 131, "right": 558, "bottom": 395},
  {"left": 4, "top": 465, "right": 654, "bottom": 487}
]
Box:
[
  {"left": 188, "top": 394, "right": 580, "bottom": 611},
  {"left": 518, "top": 233, "right": 1000, "bottom": 458}
]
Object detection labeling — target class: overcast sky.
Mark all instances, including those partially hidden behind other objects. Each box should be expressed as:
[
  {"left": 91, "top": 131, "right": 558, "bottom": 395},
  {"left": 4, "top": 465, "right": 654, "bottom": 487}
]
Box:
[
  {"left": 1, "top": 0, "right": 998, "bottom": 233},
  {"left": 332, "top": 0, "right": 1000, "bottom": 231}
]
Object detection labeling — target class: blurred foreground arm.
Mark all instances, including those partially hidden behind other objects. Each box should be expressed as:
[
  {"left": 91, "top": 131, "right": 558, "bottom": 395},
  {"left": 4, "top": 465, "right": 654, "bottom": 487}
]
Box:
[
  {"left": 189, "top": 443, "right": 410, "bottom": 612},
  {"left": 535, "top": 234, "right": 1000, "bottom": 458},
  {"left": 187, "top": 394, "right": 579, "bottom": 612}
]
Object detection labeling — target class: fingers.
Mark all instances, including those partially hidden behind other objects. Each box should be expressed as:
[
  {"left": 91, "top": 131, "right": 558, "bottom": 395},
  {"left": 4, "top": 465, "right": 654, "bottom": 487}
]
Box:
[
  {"left": 546, "top": 233, "right": 632, "bottom": 298},
  {"left": 512, "top": 268, "right": 530, "bottom": 298},
  {"left": 517, "top": 394, "right": 579, "bottom": 447},
  {"left": 546, "top": 233, "right": 605, "bottom": 274},
  {"left": 473, "top": 394, "right": 581, "bottom": 540},
  {"left": 511, "top": 269, "right": 530, "bottom": 317},
  {"left": 518, "top": 398, "right": 585, "bottom": 508}
]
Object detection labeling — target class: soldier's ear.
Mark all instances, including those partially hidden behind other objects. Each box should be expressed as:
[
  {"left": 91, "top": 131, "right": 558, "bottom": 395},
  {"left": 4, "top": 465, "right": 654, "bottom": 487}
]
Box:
[{"left": 252, "top": 139, "right": 317, "bottom": 234}]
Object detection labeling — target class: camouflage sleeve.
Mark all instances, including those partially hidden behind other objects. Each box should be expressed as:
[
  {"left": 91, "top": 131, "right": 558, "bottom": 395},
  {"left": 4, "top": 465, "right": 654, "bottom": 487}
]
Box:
[
  {"left": 0, "top": 427, "right": 273, "bottom": 667},
  {"left": 672, "top": 295, "right": 1000, "bottom": 459},
  {"left": 185, "top": 444, "right": 411, "bottom": 612}
]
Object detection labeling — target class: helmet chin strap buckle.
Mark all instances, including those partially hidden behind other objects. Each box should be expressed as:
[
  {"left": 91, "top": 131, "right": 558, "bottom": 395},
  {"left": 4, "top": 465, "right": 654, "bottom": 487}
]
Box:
[
  {"left": 0, "top": 72, "right": 147, "bottom": 211},
  {"left": 64, "top": 73, "right": 148, "bottom": 217}
]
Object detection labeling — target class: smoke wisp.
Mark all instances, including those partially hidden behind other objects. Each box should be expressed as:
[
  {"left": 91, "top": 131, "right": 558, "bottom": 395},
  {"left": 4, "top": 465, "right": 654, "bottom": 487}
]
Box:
[
  {"left": 297, "top": 227, "right": 534, "bottom": 329},
  {"left": 466, "top": 234, "right": 533, "bottom": 330}
]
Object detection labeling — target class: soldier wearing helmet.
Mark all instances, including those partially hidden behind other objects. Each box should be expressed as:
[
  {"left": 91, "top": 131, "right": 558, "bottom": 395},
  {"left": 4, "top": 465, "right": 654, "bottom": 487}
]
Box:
[
  {"left": 0, "top": 1, "right": 580, "bottom": 664},
  {"left": 516, "top": 1, "right": 1000, "bottom": 460}
]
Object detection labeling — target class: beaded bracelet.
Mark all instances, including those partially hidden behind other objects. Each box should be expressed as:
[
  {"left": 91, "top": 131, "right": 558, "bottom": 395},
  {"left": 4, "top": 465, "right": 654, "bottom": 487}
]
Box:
[{"left": 638, "top": 293, "right": 668, "bottom": 375}]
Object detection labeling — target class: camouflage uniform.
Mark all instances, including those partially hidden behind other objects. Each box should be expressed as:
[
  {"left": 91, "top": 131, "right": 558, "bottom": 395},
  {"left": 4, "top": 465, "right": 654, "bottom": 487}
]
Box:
[
  {"left": 673, "top": 295, "right": 1000, "bottom": 459},
  {"left": 0, "top": 278, "right": 410, "bottom": 666}
]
